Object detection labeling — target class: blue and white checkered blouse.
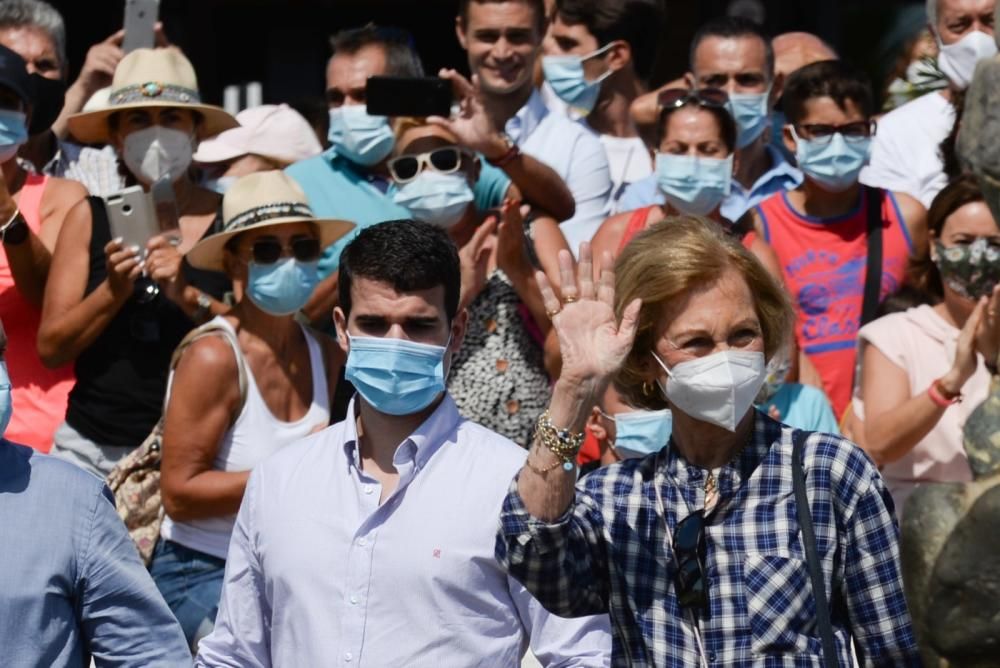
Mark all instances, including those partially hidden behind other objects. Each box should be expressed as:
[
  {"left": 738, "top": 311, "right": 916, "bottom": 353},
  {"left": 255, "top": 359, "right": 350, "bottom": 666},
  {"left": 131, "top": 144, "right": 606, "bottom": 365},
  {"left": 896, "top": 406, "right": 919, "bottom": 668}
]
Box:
[{"left": 497, "top": 410, "right": 920, "bottom": 666}]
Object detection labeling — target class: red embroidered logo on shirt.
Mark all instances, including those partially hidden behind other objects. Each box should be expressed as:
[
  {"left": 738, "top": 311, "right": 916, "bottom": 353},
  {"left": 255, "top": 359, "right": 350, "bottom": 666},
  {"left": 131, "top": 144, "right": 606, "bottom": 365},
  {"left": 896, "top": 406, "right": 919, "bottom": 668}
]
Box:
[{"left": 432, "top": 548, "right": 442, "bottom": 558}]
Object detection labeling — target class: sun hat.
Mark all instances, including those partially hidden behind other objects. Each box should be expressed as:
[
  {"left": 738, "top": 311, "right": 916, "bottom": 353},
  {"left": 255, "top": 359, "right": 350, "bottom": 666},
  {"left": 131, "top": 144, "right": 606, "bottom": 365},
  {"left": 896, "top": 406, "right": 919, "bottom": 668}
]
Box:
[
  {"left": 185, "top": 170, "right": 354, "bottom": 271},
  {"left": 192, "top": 103, "right": 322, "bottom": 165},
  {"left": 67, "top": 48, "right": 237, "bottom": 144}
]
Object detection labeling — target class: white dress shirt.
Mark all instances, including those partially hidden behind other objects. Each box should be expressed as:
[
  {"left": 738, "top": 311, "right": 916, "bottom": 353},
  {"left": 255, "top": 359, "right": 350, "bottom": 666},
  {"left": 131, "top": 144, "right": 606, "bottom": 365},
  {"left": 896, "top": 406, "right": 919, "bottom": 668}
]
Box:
[
  {"left": 195, "top": 394, "right": 611, "bottom": 667},
  {"left": 506, "top": 89, "right": 612, "bottom": 255}
]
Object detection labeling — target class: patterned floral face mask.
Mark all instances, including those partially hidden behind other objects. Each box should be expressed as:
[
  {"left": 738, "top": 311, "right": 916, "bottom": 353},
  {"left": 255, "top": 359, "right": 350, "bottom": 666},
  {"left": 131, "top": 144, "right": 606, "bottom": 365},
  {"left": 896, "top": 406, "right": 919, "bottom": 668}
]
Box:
[{"left": 934, "top": 238, "right": 1000, "bottom": 301}]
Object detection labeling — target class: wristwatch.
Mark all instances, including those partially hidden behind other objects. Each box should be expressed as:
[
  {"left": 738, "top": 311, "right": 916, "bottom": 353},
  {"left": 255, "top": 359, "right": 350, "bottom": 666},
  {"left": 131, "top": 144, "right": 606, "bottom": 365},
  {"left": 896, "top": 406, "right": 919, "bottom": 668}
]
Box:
[{"left": 0, "top": 210, "right": 28, "bottom": 246}]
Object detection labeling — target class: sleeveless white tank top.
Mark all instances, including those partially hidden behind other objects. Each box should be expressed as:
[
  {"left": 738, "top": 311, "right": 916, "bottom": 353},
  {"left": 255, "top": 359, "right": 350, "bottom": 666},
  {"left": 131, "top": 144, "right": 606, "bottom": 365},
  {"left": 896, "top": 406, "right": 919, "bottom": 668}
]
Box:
[{"left": 161, "top": 315, "right": 330, "bottom": 559}]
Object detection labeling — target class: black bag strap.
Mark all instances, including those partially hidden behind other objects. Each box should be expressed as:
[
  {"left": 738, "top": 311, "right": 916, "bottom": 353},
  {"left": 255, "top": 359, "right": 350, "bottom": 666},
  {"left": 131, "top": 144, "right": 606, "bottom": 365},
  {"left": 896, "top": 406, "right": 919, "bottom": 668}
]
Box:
[
  {"left": 860, "top": 186, "right": 884, "bottom": 327},
  {"left": 791, "top": 430, "right": 839, "bottom": 666}
]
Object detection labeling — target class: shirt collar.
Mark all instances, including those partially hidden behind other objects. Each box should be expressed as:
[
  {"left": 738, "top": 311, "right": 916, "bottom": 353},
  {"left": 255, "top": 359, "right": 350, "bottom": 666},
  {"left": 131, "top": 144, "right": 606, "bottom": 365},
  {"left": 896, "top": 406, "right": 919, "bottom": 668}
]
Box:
[
  {"left": 732, "top": 144, "right": 803, "bottom": 197},
  {"left": 342, "top": 393, "right": 462, "bottom": 478},
  {"left": 505, "top": 88, "right": 549, "bottom": 145}
]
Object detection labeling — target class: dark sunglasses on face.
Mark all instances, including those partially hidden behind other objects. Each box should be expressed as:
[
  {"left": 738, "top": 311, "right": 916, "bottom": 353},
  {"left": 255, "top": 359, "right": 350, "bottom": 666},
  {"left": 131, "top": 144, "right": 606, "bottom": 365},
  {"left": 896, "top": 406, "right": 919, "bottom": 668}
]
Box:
[
  {"left": 248, "top": 235, "right": 321, "bottom": 265},
  {"left": 657, "top": 87, "right": 730, "bottom": 111},
  {"left": 388, "top": 147, "right": 469, "bottom": 183},
  {"left": 793, "top": 120, "right": 876, "bottom": 144},
  {"left": 673, "top": 509, "right": 709, "bottom": 613}
]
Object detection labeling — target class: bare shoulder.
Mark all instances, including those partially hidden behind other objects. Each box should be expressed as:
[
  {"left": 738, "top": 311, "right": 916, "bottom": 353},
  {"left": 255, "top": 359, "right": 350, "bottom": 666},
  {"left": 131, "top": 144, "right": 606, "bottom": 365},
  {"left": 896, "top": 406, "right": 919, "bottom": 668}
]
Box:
[
  {"left": 591, "top": 210, "right": 635, "bottom": 259},
  {"left": 174, "top": 332, "right": 240, "bottom": 380}
]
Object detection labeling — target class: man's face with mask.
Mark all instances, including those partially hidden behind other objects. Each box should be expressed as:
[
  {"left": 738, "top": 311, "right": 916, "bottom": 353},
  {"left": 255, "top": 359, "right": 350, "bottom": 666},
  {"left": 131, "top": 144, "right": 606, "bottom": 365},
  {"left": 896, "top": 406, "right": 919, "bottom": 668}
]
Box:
[{"left": 935, "top": 0, "right": 995, "bottom": 46}]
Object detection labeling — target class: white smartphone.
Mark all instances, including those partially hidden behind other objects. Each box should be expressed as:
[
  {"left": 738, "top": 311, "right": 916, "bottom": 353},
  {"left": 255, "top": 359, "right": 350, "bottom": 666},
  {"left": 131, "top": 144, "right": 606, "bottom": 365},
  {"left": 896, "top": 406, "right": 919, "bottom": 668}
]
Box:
[
  {"left": 105, "top": 186, "right": 159, "bottom": 254},
  {"left": 122, "top": 0, "right": 159, "bottom": 53}
]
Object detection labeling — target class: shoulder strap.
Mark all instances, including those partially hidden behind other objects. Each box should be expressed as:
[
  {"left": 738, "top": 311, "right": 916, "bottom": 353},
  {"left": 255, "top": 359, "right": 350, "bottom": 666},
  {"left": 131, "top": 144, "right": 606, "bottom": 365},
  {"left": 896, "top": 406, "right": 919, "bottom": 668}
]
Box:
[
  {"left": 618, "top": 205, "right": 656, "bottom": 253},
  {"left": 166, "top": 320, "right": 249, "bottom": 421},
  {"left": 860, "top": 187, "right": 883, "bottom": 327},
  {"left": 791, "top": 429, "right": 839, "bottom": 666}
]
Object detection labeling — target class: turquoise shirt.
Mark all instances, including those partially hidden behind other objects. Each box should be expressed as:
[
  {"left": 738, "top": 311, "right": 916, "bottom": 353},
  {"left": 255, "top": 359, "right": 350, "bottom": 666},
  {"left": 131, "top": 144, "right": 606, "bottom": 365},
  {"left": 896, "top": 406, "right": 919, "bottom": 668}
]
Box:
[
  {"left": 759, "top": 383, "right": 841, "bottom": 435},
  {"left": 287, "top": 153, "right": 512, "bottom": 277},
  {"left": 286, "top": 152, "right": 411, "bottom": 278}
]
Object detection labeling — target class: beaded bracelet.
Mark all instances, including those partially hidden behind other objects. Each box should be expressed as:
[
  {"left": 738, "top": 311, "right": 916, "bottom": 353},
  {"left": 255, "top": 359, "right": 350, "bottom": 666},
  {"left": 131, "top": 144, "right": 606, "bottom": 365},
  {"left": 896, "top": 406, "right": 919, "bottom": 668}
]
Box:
[{"left": 528, "top": 409, "right": 584, "bottom": 473}]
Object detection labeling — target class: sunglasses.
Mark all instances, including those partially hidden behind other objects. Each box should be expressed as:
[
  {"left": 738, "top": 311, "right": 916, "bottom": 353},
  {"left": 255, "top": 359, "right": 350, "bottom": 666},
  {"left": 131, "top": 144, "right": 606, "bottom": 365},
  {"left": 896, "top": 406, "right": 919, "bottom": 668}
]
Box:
[
  {"left": 673, "top": 509, "right": 709, "bottom": 612},
  {"left": 791, "top": 120, "right": 876, "bottom": 145},
  {"left": 388, "top": 147, "right": 470, "bottom": 183},
  {"left": 247, "top": 235, "right": 321, "bottom": 265},
  {"left": 657, "top": 87, "right": 730, "bottom": 111}
]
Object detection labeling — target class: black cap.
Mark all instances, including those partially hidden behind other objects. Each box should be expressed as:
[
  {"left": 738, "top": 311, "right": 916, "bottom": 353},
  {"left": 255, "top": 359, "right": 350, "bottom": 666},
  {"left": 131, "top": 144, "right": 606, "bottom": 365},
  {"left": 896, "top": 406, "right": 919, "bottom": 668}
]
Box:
[{"left": 0, "top": 44, "right": 32, "bottom": 108}]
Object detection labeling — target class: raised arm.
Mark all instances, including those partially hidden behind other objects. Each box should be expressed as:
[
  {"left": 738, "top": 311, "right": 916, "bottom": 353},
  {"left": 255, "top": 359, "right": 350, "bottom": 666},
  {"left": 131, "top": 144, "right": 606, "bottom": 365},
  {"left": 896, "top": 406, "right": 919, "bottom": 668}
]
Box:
[
  {"left": 37, "top": 198, "right": 139, "bottom": 367},
  {"left": 432, "top": 69, "right": 575, "bottom": 221}
]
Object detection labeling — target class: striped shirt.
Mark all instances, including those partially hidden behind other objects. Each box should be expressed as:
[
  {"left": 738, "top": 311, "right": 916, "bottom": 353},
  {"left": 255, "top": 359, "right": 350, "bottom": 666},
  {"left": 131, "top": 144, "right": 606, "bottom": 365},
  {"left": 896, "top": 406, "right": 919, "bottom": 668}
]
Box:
[{"left": 497, "top": 411, "right": 920, "bottom": 666}]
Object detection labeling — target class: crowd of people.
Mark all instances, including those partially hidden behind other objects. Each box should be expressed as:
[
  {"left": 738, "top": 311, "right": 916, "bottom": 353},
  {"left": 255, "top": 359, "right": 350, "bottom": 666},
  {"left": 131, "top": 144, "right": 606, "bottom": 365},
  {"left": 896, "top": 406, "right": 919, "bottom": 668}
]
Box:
[{"left": 0, "top": 0, "right": 997, "bottom": 665}]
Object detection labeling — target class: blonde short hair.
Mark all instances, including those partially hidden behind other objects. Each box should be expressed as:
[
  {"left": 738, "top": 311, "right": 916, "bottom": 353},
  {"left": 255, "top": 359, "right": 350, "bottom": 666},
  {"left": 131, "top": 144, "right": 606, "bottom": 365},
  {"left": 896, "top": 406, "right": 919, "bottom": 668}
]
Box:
[{"left": 613, "top": 216, "right": 794, "bottom": 410}]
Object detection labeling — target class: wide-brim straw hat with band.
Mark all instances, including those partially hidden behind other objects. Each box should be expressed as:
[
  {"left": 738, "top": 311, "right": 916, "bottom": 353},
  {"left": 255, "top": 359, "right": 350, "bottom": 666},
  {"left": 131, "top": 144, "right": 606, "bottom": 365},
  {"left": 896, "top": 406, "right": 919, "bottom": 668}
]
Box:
[
  {"left": 67, "top": 48, "right": 238, "bottom": 144},
  {"left": 185, "top": 170, "right": 355, "bottom": 272}
]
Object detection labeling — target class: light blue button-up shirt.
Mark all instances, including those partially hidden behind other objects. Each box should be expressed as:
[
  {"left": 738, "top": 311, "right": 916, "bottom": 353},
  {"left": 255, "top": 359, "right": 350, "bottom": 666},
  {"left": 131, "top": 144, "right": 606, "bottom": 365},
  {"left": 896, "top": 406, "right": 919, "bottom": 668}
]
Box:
[
  {"left": 0, "top": 439, "right": 189, "bottom": 667},
  {"left": 617, "top": 144, "right": 803, "bottom": 222},
  {"left": 196, "top": 395, "right": 611, "bottom": 667}
]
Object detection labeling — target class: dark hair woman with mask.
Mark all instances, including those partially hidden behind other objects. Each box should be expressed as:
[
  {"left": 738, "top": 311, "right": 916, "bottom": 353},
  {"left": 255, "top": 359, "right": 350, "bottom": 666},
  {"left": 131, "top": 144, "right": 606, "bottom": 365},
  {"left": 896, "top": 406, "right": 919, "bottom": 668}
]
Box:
[
  {"left": 590, "top": 88, "right": 782, "bottom": 280},
  {"left": 855, "top": 175, "right": 1000, "bottom": 518},
  {"left": 38, "top": 48, "right": 238, "bottom": 477}
]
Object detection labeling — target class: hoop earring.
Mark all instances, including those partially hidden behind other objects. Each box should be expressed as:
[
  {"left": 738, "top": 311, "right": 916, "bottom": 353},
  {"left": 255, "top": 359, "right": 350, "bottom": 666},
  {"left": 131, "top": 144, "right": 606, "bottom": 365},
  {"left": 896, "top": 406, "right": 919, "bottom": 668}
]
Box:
[{"left": 642, "top": 380, "right": 654, "bottom": 397}]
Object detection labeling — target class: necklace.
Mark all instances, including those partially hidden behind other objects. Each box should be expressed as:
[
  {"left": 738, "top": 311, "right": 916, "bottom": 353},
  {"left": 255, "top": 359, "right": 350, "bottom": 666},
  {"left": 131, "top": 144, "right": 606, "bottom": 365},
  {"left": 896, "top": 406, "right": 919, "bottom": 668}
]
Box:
[{"left": 702, "top": 426, "right": 754, "bottom": 513}]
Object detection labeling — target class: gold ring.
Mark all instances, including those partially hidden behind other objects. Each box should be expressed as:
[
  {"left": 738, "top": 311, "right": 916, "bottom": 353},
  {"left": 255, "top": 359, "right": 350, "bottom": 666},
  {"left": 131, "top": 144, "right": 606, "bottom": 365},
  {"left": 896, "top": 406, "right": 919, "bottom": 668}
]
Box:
[
  {"left": 546, "top": 307, "right": 561, "bottom": 318},
  {"left": 563, "top": 296, "right": 578, "bottom": 304}
]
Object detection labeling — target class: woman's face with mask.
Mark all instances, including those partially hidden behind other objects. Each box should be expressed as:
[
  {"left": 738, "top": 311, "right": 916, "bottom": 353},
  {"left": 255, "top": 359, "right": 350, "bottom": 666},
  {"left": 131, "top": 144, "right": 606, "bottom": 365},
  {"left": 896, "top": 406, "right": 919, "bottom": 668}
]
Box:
[
  {"left": 112, "top": 107, "right": 199, "bottom": 184},
  {"left": 658, "top": 105, "right": 732, "bottom": 159},
  {"left": 933, "top": 199, "right": 1000, "bottom": 304},
  {"left": 390, "top": 124, "right": 479, "bottom": 230}
]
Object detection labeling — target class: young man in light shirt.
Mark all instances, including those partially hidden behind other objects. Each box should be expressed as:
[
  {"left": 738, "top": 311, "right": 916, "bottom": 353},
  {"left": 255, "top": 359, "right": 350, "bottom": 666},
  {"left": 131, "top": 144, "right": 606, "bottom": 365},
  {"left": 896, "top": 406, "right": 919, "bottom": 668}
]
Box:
[{"left": 196, "top": 220, "right": 611, "bottom": 667}]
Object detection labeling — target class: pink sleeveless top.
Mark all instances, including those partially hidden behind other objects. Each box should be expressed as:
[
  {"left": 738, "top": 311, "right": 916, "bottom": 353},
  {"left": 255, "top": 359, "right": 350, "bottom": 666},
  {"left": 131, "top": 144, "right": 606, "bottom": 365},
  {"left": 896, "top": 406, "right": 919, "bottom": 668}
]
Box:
[
  {"left": 756, "top": 188, "right": 913, "bottom": 417},
  {"left": 0, "top": 174, "right": 75, "bottom": 450}
]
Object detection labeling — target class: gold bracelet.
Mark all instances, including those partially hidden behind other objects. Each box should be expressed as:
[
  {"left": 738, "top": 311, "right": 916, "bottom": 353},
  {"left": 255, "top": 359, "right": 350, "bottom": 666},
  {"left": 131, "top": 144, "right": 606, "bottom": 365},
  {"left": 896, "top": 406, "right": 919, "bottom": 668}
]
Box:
[{"left": 533, "top": 409, "right": 584, "bottom": 471}]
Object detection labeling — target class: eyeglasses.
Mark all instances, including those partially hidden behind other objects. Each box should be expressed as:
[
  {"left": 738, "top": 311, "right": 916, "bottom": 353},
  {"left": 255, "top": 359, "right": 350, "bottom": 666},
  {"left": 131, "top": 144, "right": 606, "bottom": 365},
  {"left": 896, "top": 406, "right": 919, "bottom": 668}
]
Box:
[
  {"left": 388, "top": 147, "right": 471, "bottom": 183},
  {"left": 247, "top": 235, "right": 321, "bottom": 265},
  {"left": 791, "top": 120, "right": 876, "bottom": 144},
  {"left": 657, "top": 87, "right": 730, "bottom": 111},
  {"left": 673, "top": 509, "right": 709, "bottom": 612}
]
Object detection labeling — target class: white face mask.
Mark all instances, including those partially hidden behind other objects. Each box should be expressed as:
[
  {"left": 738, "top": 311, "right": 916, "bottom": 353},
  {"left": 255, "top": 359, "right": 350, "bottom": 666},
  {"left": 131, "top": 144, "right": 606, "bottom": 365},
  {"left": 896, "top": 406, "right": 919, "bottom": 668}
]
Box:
[
  {"left": 652, "top": 350, "right": 766, "bottom": 432},
  {"left": 936, "top": 30, "right": 998, "bottom": 90},
  {"left": 122, "top": 125, "right": 195, "bottom": 184}
]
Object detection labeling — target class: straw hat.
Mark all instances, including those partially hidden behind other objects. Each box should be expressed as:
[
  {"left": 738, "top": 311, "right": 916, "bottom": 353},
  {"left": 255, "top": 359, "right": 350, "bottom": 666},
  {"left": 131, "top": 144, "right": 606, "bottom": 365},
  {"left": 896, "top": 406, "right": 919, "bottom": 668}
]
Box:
[
  {"left": 185, "top": 170, "right": 354, "bottom": 272},
  {"left": 67, "top": 48, "right": 237, "bottom": 144}
]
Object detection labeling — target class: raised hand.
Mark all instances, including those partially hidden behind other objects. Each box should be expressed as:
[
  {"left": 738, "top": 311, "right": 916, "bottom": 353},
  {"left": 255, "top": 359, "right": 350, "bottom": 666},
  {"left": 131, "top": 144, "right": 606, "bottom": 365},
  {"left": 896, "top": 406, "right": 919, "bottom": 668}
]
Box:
[
  {"left": 458, "top": 215, "right": 497, "bottom": 309},
  {"left": 428, "top": 69, "right": 508, "bottom": 160},
  {"left": 495, "top": 199, "right": 530, "bottom": 279},
  {"left": 975, "top": 284, "right": 1000, "bottom": 370},
  {"left": 940, "top": 294, "right": 988, "bottom": 395},
  {"left": 538, "top": 242, "right": 641, "bottom": 389},
  {"left": 144, "top": 233, "right": 185, "bottom": 304}
]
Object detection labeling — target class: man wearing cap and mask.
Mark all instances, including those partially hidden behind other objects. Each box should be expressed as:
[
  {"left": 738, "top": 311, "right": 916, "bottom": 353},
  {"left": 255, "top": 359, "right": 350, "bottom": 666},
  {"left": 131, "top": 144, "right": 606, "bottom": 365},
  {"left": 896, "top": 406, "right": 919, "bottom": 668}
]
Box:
[
  {"left": 0, "top": 0, "right": 143, "bottom": 197},
  {"left": 862, "top": 0, "right": 996, "bottom": 208},
  {"left": 620, "top": 16, "right": 803, "bottom": 223},
  {"left": 0, "top": 317, "right": 191, "bottom": 665},
  {"left": 195, "top": 104, "right": 323, "bottom": 195},
  {"left": 0, "top": 42, "right": 86, "bottom": 453}
]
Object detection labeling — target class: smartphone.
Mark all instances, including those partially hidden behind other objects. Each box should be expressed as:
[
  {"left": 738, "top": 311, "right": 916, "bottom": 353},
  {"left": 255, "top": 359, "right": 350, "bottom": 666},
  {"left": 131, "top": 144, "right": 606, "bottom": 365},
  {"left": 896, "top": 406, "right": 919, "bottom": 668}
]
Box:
[
  {"left": 122, "top": 0, "right": 159, "bottom": 53},
  {"left": 105, "top": 186, "right": 159, "bottom": 254},
  {"left": 366, "top": 76, "right": 452, "bottom": 117}
]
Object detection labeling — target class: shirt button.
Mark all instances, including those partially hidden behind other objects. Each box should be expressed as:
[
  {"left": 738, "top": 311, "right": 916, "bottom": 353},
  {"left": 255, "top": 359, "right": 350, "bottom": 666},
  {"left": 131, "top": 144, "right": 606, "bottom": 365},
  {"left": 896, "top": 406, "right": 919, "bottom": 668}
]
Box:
[
  {"left": 344, "top": 652, "right": 353, "bottom": 662},
  {"left": 363, "top": 485, "right": 374, "bottom": 495},
  {"left": 349, "top": 595, "right": 358, "bottom": 605},
  {"left": 708, "top": 650, "right": 717, "bottom": 663},
  {"left": 689, "top": 469, "right": 702, "bottom": 481},
  {"left": 357, "top": 538, "right": 367, "bottom": 547}
]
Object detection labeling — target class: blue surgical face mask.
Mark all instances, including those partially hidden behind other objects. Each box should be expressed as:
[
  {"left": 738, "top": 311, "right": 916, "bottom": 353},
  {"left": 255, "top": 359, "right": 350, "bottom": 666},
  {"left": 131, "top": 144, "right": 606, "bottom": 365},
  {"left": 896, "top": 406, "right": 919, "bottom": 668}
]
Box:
[
  {"left": 328, "top": 105, "right": 395, "bottom": 167},
  {"left": 202, "top": 175, "right": 238, "bottom": 194},
  {"left": 608, "top": 409, "right": 672, "bottom": 459},
  {"left": 392, "top": 170, "right": 475, "bottom": 229},
  {"left": 655, "top": 152, "right": 733, "bottom": 216},
  {"left": 727, "top": 89, "right": 771, "bottom": 149},
  {"left": 0, "top": 360, "right": 11, "bottom": 439},
  {"left": 542, "top": 43, "right": 615, "bottom": 116},
  {"left": 345, "top": 335, "right": 448, "bottom": 416},
  {"left": 247, "top": 257, "right": 320, "bottom": 316},
  {"left": 792, "top": 128, "right": 872, "bottom": 193},
  {"left": 0, "top": 109, "right": 28, "bottom": 163}
]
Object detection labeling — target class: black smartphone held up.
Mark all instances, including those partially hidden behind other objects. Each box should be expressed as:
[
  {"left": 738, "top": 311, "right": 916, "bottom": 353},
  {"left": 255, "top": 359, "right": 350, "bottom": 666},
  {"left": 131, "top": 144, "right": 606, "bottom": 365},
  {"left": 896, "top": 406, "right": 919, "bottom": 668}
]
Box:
[
  {"left": 122, "top": 0, "right": 159, "bottom": 53},
  {"left": 366, "top": 76, "right": 453, "bottom": 118}
]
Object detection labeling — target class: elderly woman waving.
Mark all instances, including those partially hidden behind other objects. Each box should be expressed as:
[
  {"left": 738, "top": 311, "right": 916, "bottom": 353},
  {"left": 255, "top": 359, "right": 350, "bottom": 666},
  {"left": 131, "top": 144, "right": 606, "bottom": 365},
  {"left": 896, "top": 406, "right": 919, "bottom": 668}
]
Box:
[{"left": 496, "top": 217, "right": 920, "bottom": 666}]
